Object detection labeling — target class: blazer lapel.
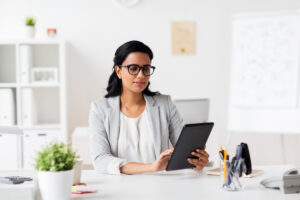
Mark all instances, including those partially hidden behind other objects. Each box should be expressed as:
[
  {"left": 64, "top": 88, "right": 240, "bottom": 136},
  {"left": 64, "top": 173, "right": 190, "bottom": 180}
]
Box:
[
  {"left": 144, "top": 95, "right": 161, "bottom": 158},
  {"left": 107, "top": 96, "right": 120, "bottom": 156},
  {"left": 107, "top": 95, "right": 161, "bottom": 158}
]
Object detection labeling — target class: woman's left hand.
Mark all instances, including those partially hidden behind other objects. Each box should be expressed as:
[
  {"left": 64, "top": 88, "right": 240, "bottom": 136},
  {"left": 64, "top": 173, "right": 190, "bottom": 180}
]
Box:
[{"left": 187, "top": 148, "right": 209, "bottom": 170}]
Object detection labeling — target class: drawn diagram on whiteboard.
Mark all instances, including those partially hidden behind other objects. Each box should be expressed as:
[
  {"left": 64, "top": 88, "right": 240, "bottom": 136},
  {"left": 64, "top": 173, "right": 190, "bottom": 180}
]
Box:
[{"left": 231, "top": 14, "right": 300, "bottom": 108}]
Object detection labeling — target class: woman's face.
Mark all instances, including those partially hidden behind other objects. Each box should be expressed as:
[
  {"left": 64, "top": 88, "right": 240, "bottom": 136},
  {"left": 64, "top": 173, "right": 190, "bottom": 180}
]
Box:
[{"left": 115, "top": 52, "right": 151, "bottom": 95}]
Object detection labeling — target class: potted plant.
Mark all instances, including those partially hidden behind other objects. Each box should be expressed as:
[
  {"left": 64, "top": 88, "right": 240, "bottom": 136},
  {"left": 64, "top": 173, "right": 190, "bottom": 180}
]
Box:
[
  {"left": 25, "top": 17, "right": 36, "bottom": 38},
  {"left": 35, "top": 142, "right": 78, "bottom": 200}
]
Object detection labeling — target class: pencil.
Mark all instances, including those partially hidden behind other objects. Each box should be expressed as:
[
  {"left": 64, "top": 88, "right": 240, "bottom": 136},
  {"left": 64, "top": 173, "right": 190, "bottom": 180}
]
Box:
[{"left": 224, "top": 148, "right": 227, "bottom": 181}]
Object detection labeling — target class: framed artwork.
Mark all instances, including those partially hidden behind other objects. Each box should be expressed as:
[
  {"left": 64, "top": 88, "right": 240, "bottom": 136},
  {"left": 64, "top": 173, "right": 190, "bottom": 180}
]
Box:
[
  {"left": 172, "top": 21, "right": 196, "bottom": 55},
  {"left": 31, "top": 67, "right": 58, "bottom": 84}
]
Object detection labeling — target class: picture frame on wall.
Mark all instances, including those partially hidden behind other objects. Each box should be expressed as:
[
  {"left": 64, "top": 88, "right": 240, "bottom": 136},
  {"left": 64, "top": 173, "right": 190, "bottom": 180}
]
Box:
[{"left": 31, "top": 67, "right": 58, "bottom": 84}]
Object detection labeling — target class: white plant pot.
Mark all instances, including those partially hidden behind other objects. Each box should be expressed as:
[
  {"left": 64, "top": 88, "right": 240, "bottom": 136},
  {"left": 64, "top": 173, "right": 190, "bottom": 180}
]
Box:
[
  {"left": 25, "top": 26, "right": 35, "bottom": 38},
  {"left": 72, "top": 159, "right": 83, "bottom": 185},
  {"left": 38, "top": 170, "right": 73, "bottom": 200}
]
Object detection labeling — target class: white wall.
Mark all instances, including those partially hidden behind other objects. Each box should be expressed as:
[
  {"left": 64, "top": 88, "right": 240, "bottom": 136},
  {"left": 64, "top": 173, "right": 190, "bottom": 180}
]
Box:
[{"left": 1, "top": 0, "right": 300, "bottom": 166}]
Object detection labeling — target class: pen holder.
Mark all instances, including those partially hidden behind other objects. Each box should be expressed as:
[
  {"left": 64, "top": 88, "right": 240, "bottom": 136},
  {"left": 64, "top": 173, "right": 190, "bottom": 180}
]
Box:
[{"left": 220, "top": 158, "right": 244, "bottom": 191}]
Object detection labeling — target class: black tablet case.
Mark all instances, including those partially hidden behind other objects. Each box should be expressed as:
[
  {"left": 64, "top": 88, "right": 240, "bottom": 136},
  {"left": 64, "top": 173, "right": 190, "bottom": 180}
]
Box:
[{"left": 166, "top": 122, "right": 214, "bottom": 171}]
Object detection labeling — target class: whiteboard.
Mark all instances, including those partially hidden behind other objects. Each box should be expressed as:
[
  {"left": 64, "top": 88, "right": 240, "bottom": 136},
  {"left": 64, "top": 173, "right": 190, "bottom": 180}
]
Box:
[{"left": 228, "top": 11, "right": 300, "bottom": 134}]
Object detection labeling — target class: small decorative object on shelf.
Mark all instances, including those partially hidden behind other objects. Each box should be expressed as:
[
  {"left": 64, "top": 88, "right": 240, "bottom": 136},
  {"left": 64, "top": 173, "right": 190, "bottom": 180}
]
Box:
[
  {"left": 31, "top": 67, "right": 58, "bottom": 84},
  {"left": 47, "top": 28, "right": 57, "bottom": 38},
  {"left": 25, "top": 17, "right": 36, "bottom": 38}
]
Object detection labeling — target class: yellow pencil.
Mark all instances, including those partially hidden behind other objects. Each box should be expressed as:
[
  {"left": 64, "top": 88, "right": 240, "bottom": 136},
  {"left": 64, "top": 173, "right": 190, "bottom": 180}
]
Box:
[
  {"left": 219, "top": 146, "right": 223, "bottom": 151},
  {"left": 224, "top": 148, "right": 227, "bottom": 181}
]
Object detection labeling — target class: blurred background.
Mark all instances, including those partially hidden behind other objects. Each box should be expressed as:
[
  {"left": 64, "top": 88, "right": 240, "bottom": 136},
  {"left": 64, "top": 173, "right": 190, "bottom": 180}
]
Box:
[{"left": 1, "top": 0, "right": 300, "bottom": 170}]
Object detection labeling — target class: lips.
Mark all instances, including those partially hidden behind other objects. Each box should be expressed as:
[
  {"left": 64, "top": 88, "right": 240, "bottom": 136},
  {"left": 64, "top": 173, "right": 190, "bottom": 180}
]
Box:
[{"left": 134, "top": 81, "right": 145, "bottom": 86}]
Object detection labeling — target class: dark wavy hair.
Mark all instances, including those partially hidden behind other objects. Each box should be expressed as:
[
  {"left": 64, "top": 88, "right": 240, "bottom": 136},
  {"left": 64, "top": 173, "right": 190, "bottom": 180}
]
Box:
[{"left": 105, "top": 40, "right": 160, "bottom": 98}]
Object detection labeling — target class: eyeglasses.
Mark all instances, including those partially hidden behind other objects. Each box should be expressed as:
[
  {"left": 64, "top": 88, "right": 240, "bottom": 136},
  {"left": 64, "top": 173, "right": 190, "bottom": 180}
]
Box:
[{"left": 118, "top": 64, "right": 156, "bottom": 76}]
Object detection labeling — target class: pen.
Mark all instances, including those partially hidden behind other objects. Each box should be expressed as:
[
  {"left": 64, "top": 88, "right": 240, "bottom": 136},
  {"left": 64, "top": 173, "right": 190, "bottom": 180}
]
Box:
[
  {"left": 219, "top": 150, "right": 224, "bottom": 160},
  {"left": 224, "top": 148, "right": 227, "bottom": 181}
]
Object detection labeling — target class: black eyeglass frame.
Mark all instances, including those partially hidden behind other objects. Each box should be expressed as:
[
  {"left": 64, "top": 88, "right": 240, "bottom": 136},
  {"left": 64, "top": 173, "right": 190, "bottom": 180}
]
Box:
[{"left": 117, "top": 64, "right": 156, "bottom": 76}]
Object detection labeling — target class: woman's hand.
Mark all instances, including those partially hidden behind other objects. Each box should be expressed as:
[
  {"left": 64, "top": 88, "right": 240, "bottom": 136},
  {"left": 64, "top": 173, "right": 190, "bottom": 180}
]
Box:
[
  {"left": 187, "top": 148, "right": 209, "bottom": 170},
  {"left": 150, "top": 148, "right": 174, "bottom": 172}
]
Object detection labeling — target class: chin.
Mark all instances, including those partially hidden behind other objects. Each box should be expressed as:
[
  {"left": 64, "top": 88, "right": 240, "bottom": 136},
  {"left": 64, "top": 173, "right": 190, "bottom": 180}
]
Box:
[
  {"left": 133, "top": 89, "right": 146, "bottom": 94},
  {"left": 131, "top": 87, "right": 147, "bottom": 94}
]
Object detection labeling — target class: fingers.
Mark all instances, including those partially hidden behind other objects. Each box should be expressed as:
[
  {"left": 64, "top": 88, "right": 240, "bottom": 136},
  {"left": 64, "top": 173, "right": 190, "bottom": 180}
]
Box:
[
  {"left": 190, "top": 150, "right": 209, "bottom": 166},
  {"left": 192, "top": 149, "right": 209, "bottom": 159},
  {"left": 187, "top": 150, "right": 209, "bottom": 170},
  {"left": 161, "top": 149, "right": 173, "bottom": 156},
  {"left": 187, "top": 158, "right": 207, "bottom": 170},
  {"left": 159, "top": 148, "right": 174, "bottom": 159},
  {"left": 197, "top": 149, "right": 209, "bottom": 158},
  {"left": 188, "top": 158, "right": 207, "bottom": 166}
]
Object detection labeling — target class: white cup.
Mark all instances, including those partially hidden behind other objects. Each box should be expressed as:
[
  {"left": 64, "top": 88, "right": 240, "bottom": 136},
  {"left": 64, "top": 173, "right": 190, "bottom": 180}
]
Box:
[{"left": 72, "top": 159, "right": 83, "bottom": 185}]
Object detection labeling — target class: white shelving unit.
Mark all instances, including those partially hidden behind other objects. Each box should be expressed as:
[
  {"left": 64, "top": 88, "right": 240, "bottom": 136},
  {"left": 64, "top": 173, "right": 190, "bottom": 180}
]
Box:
[{"left": 0, "top": 39, "right": 67, "bottom": 169}]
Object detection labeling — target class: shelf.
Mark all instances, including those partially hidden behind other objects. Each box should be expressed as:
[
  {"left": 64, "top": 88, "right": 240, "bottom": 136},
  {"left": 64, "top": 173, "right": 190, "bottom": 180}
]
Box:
[
  {"left": 19, "top": 39, "right": 63, "bottom": 45},
  {"left": 0, "top": 40, "right": 66, "bottom": 170},
  {"left": 22, "top": 124, "right": 61, "bottom": 130},
  {"left": 0, "top": 39, "right": 63, "bottom": 45},
  {"left": 21, "top": 87, "right": 60, "bottom": 127},
  {"left": 0, "top": 83, "right": 17, "bottom": 88},
  {"left": 21, "top": 84, "right": 60, "bottom": 88},
  {"left": 19, "top": 44, "right": 59, "bottom": 68}
]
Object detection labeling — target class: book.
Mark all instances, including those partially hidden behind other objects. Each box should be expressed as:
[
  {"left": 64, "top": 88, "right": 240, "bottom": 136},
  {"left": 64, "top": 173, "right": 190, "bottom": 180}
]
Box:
[{"left": 206, "top": 168, "right": 264, "bottom": 178}]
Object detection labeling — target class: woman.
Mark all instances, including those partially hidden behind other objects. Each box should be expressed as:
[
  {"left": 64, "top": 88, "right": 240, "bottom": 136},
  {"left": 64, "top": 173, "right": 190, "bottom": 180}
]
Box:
[{"left": 89, "top": 40, "right": 209, "bottom": 174}]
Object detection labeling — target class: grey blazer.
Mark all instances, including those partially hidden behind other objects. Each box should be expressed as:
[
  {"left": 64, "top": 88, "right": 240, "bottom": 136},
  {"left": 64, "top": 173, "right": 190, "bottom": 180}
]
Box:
[{"left": 89, "top": 94, "right": 184, "bottom": 174}]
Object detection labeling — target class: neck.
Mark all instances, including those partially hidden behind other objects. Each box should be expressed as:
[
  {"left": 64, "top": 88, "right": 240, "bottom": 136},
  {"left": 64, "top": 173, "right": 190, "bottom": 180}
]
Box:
[{"left": 120, "top": 90, "right": 145, "bottom": 107}]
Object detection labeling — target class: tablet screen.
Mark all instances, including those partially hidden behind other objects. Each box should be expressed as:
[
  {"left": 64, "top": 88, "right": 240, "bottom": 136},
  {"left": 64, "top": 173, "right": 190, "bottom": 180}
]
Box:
[{"left": 166, "top": 122, "right": 214, "bottom": 171}]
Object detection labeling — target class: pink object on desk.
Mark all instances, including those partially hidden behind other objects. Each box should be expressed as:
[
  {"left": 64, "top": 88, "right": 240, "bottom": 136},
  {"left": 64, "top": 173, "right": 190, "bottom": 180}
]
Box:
[{"left": 72, "top": 185, "right": 97, "bottom": 194}]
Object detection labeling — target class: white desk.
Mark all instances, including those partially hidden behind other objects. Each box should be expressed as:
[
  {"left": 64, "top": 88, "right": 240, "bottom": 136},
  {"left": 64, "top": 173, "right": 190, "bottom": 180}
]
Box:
[
  {"left": 74, "top": 165, "right": 300, "bottom": 200},
  {"left": 1, "top": 165, "right": 300, "bottom": 200}
]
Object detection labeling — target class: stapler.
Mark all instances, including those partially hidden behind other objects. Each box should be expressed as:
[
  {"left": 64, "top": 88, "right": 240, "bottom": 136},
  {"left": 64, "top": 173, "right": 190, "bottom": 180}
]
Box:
[{"left": 283, "top": 168, "right": 300, "bottom": 194}]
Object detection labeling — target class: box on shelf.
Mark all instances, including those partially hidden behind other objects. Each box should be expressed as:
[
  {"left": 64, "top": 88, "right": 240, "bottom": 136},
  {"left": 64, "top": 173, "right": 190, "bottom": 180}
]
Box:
[
  {"left": 0, "top": 88, "right": 15, "bottom": 126},
  {"left": 19, "top": 45, "right": 33, "bottom": 84},
  {"left": 0, "top": 45, "right": 16, "bottom": 83},
  {"left": 21, "top": 88, "right": 37, "bottom": 127}
]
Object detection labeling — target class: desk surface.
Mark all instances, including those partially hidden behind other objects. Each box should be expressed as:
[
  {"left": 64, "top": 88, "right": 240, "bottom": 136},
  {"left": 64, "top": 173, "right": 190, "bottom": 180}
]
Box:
[
  {"left": 73, "top": 165, "right": 299, "bottom": 200},
  {"left": 1, "top": 165, "right": 299, "bottom": 200}
]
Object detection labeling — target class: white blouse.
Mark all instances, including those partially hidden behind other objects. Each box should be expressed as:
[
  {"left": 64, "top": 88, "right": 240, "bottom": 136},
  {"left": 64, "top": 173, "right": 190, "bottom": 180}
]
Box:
[{"left": 116, "top": 108, "right": 156, "bottom": 171}]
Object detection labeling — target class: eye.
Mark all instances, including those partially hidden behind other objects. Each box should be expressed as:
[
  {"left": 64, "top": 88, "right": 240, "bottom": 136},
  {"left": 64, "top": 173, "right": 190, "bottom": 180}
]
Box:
[
  {"left": 129, "top": 65, "right": 139, "bottom": 72},
  {"left": 143, "top": 67, "right": 150, "bottom": 72}
]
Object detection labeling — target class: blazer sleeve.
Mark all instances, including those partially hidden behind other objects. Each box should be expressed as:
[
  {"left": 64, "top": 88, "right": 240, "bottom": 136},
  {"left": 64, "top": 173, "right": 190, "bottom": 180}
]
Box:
[
  {"left": 89, "top": 101, "right": 128, "bottom": 174},
  {"left": 167, "top": 96, "right": 184, "bottom": 147}
]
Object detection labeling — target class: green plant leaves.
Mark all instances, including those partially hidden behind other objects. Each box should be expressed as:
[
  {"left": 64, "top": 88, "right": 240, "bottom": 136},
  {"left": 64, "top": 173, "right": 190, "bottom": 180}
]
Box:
[
  {"left": 26, "top": 17, "right": 35, "bottom": 26},
  {"left": 35, "top": 142, "right": 78, "bottom": 172}
]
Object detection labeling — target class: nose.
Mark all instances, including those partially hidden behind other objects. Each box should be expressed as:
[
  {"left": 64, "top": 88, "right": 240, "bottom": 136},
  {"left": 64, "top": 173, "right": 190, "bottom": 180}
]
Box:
[{"left": 137, "top": 68, "right": 146, "bottom": 78}]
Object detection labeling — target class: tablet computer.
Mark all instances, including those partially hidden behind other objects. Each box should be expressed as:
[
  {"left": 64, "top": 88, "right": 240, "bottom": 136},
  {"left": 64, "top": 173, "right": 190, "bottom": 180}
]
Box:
[{"left": 166, "top": 122, "right": 214, "bottom": 171}]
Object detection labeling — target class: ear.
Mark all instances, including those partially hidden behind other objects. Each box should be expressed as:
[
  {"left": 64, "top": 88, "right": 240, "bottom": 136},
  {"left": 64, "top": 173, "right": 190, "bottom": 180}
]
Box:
[{"left": 114, "top": 65, "right": 122, "bottom": 79}]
